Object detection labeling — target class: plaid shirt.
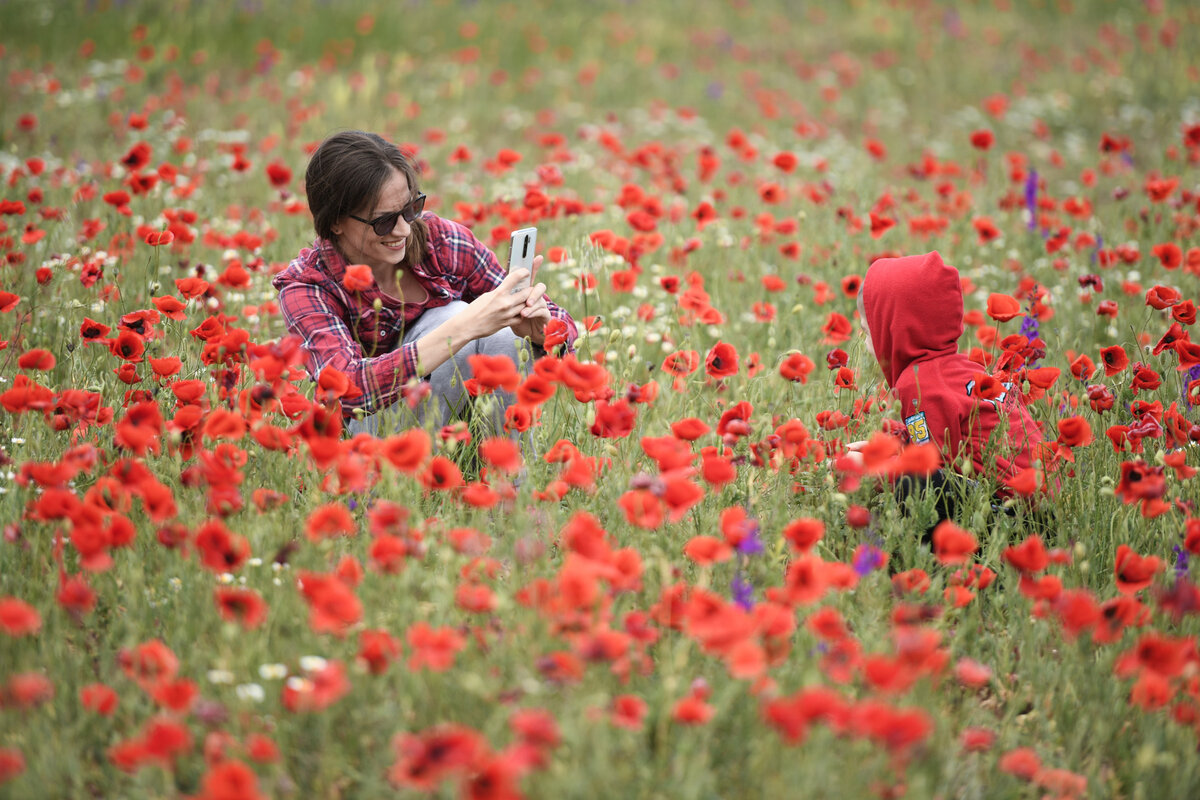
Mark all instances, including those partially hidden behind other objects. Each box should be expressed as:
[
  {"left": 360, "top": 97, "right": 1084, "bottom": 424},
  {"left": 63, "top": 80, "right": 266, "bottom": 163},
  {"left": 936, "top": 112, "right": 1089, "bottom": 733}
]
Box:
[{"left": 273, "top": 213, "right": 578, "bottom": 417}]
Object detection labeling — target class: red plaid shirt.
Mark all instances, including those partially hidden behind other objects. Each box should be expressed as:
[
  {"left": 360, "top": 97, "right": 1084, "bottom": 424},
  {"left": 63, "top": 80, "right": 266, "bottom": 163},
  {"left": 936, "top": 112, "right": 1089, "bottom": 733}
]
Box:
[{"left": 274, "top": 213, "right": 578, "bottom": 416}]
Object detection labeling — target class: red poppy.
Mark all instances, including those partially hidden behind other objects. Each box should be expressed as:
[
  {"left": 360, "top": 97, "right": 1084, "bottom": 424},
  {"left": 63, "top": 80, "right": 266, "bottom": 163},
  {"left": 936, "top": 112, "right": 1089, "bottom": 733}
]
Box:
[
  {"left": 193, "top": 760, "right": 267, "bottom": 800},
  {"left": 1099, "top": 345, "right": 1129, "bottom": 376},
  {"left": 418, "top": 456, "right": 463, "bottom": 492},
  {"left": 406, "top": 622, "right": 466, "bottom": 672},
  {"left": 1145, "top": 285, "right": 1181, "bottom": 310},
  {"left": 779, "top": 352, "right": 815, "bottom": 383},
  {"left": 782, "top": 518, "right": 824, "bottom": 553},
  {"left": 1003, "top": 535, "right": 1049, "bottom": 575},
  {"left": 618, "top": 489, "right": 665, "bottom": 530},
  {"left": 1056, "top": 416, "right": 1093, "bottom": 448},
  {"left": 0, "top": 597, "right": 41, "bottom": 637},
  {"left": 932, "top": 521, "right": 978, "bottom": 565},
  {"left": 611, "top": 694, "right": 648, "bottom": 730},
  {"left": 672, "top": 695, "right": 714, "bottom": 725},
  {"left": 17, "top": 349, "right": 55, "bottom": 371},
  {"left": 1069, "top": 354, "right": 1096, "bottom": 381},
  {"left": 303, "top": 503, "right": 355, "bottom": 541},
  {"left": 683, "top": 535, "right": 733, "bottom": 565},
  {"left": 282, "top": 659, "right": 350, "bottom": 712},
  {"left": 388, "top": 724, "right": 483, "bottom": 790},
  {"left": 998, "top": 748, "right": 1041, "bottom": 780},
  {"left": 704, "top": 341, "right": 739, "bottom": 379},
  {"left": 214, "top": 587, "right": 268, "bottom": 629},
  {"left": 986, "top": 293, "right": 1021, "bottom": 322},
  {"left": 969, "top": 129, "right": 995, "bottom": 150},
  {"left": 342, "top": 263, "right": 374, "bottom": 292},
  {"left": 469, "top": 354, "right": 521, "bottom": 392},
  {"left": 297, "top": 572, "right": 361, "bottom": 636},
  {"left": 1113, "top": 545, "right": 1163, "bottom": 595},
  {"left": 358, "top": 629, "right": 403, "bottom": 675},
  {"left": 821, "top": 312, "right": 852, "bottom": 343},
  {"left": 662, "top": 350, "right": 700, "bottom": 377},
  {"left": 80, "top": 683, "right": 119, "bottom": 716}
]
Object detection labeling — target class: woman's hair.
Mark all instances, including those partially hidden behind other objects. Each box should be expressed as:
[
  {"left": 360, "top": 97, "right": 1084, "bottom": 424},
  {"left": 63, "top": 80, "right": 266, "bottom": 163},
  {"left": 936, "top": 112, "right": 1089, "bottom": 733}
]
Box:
[{"left": 305, "top": 130, "right": 428, "bottom": 268}]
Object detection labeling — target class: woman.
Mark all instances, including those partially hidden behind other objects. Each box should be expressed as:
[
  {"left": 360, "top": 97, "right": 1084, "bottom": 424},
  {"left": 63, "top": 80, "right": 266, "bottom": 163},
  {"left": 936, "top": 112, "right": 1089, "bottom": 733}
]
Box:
[{"left": 274, "top": 131, "right": 577, "bottom": 437}]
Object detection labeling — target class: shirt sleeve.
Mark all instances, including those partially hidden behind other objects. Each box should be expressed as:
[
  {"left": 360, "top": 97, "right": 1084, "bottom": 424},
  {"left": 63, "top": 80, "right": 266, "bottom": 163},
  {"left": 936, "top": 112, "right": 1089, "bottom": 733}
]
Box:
[
  {"left": 435, "top": 217, "right": 580, "bottom": 350},
  {"left": 277, "top": 280, "right": 419, "bottom": 417}
]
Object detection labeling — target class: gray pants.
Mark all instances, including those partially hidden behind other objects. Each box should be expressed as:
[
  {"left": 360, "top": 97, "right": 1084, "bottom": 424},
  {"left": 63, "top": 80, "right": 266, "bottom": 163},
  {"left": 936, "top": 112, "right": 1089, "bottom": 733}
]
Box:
[{"left": 346, "top": 300, "right": 530, "bottom": 438}]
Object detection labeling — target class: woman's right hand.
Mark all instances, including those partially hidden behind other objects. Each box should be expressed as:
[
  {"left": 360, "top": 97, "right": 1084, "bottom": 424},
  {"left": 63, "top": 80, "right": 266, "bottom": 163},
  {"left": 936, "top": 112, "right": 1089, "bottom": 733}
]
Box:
[{"left": 466, "top": 269, "right": 537, "bottom": 338}]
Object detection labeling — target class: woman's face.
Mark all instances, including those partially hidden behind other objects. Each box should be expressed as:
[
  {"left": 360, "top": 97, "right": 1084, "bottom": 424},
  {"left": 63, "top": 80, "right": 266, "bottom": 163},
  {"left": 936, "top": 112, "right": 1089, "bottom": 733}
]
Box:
[{"left": 331, "top": 167, "right": 414, "bottom": 274}]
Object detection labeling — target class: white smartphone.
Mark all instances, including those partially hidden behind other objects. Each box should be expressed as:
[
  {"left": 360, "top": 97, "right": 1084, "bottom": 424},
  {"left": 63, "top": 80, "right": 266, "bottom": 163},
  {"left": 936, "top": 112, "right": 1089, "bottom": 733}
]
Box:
[{"left": 508, "top": 227, "right": 537, "bottom": 294}]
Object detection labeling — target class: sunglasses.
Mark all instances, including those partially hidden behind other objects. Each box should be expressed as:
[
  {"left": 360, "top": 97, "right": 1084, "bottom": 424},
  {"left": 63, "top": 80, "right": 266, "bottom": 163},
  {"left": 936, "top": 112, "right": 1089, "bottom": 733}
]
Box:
[{"left": 349, "top": 193, "right": 426, "bottom": 236}]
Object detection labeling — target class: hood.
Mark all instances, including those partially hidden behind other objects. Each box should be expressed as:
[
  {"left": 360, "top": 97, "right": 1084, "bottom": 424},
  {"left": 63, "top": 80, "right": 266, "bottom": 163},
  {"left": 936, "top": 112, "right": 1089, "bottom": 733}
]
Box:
[{"left": 861, "top": 251, "right": 963, "bottom": 387}]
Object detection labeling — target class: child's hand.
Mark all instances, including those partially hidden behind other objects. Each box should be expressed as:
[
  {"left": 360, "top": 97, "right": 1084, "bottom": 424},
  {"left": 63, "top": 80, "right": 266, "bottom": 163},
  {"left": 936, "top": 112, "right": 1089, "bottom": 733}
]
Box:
[{"left": 841, "top": 440, "right": 868, "bottom": 470}]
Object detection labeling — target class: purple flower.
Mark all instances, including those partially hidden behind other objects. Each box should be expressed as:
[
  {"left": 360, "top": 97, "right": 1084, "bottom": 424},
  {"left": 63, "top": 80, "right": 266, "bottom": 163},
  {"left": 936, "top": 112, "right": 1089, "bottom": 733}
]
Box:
[
  {"left": 736, "top": 527, "right": 764, "bottom": 556},
  {"left": 1174, "top": 545, "right": 1190, "bottom": 578},
  {"left": 852, "top": 544, "right": 885, "bottom": 577},
  {"left": 1183, "top": 364, "right": 1200, "bottom": 411},
  {"left": 1024, "top": 170, "right": 1039, "bottom": 231},
  {"left": 731, "top": 575, "right": 755, "bottom": 611}
]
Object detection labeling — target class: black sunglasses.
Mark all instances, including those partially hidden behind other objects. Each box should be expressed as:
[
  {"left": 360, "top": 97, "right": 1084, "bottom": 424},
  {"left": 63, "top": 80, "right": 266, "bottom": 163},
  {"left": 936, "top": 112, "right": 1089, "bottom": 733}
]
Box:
[{"left": 349, "top": 193, "right": 426, "bottom": 236}]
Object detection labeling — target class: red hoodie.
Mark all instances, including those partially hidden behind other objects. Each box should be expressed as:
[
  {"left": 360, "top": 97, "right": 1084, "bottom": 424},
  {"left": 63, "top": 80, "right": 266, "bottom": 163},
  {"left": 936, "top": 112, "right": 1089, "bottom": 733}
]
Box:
[{"left": 860, "top": 251, "right": 1043, "bottom": 486}]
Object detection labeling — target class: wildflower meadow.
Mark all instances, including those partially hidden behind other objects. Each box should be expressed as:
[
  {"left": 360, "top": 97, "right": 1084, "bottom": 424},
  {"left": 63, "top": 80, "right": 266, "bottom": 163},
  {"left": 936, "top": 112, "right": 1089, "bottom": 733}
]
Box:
[{"left": 3, "top": 1, "right": 1200, "bottom": 797}]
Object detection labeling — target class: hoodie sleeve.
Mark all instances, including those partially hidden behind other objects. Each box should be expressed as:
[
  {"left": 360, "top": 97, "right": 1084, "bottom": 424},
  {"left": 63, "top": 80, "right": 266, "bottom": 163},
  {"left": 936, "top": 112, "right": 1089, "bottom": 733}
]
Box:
[
  {"left": 277, "top": 277, "right": 421, "bottom": 418},
  {"left": 898, "top": 361, "right": 973, "bottom": 467}
]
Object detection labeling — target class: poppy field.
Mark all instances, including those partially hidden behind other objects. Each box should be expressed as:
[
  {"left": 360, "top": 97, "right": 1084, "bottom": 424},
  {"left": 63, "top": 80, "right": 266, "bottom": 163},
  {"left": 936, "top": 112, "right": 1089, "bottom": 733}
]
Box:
[{"left": 4, "top": 0, "right": 1200, "bottom": 797}]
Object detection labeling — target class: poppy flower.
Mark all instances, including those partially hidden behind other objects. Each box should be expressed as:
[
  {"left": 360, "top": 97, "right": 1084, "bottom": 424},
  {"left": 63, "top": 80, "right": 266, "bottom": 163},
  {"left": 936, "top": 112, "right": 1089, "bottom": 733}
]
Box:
[
  {"left": 986, "top": 293, "right": 1021, "bottom": 322},
  {"left": 821, "top": 312, "right": 852, "bottom": 344},
  {"left": 406, "top": 622, "right": 466, "bottom": 672},
  {"left": 17, "top": 349, "right": 55, "bottom": 371},
  {"left": 1172, "top": 300, "right": 1196, "bottom": 325},
  {"left": 1069, "top": 354, "right": 1096, "bottom": 381},
  {"left": 342, "top": 264, "right": 374, "bottom": 292},
  {"left": 282, "top": 659, "right": 350, "bottom": 712},
  {"left": 80, "top": 683, "right": 119, "bottom": 716},
  {"left": 418, "top": 456, "right": 463, "bottom": 492},
  {"left": 1113, "top": 545, "right": 1163, "bottom": 595},
  {"left": 1056, "top": 416, "right": 1093, "bottom": 448},
  {"left": 618, "top": 490, "right": 665, "bottom": 530},
  {"left": 1099, "top": 345, "right": 1129, "bottom": 376},
  {"left": 671, "top": 417, "right": 710, "bottom": 441},
  {"left": 214, "top": 587, "right": 268, "bottom": 629},
  {"left": 358, "top": 629, "right": 403, "bottom": 675},
  {"left": 705, "top": 341, "right": 739, "bottom": 379},
  {"left": 611, "top": 694, "right": 648, "bottom": 730},
  {"left": 663, "top": 350, "right": 700, "bottom": 377},
  {"left": 672, "top": 695, "right": 714, "bottom": 725},
  {"left": 1003, "top": 535, "right": 1049, "bottom": 575},
  {"left": 782, "top": 518, "right": 824, "bottom": 553},
  {"left": 683, "top": 535, "right": 733, "bottom": 566},
  {"left": 998, "top": 747, "right": 1041, "bottom": 780},
  {"left": 1146, "top": 285, "right": 1181, "bottom": 310},
  {"left": 305, "top": 503, "right": 356, "bottom": 541},
  {"left": 953, "top": 657, "right": 993, "bottom": 688},
  {"left": 931, "top": 521, "right": 978, "bottom": 565},
  {"left": 960, "top": 727, "right": 996, "bottom": 752},
  {"left": 969, "top": 129, "right": 995, "bottom": 150},
  {"left": 0, "top": 597, "right": 41, "bottom": 637},
  {"left": 193, "top": 760, "right": 267, "bottom": 800},
  {"left": 779, "top": 352, "right": 815, "bottom": 383}
]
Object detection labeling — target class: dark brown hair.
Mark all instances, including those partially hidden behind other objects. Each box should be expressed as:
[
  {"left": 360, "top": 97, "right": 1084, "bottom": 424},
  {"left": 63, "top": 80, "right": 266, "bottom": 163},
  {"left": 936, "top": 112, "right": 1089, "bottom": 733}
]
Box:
[{"left": 305, "top": 130, "right": 428, "bottom": 268}]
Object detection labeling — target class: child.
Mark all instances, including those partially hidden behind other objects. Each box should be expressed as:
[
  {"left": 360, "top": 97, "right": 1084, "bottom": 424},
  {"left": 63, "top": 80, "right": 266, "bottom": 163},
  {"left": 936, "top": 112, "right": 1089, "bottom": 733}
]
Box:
[{"left": 849, "top": 251, "right": 1045, "bottom": 526}]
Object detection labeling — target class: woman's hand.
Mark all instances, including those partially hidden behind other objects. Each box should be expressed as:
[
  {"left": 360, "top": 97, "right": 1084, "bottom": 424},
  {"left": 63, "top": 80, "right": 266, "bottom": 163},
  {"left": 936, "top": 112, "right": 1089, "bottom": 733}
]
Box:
[
  {"left": 512, "top": 280, "right": 551, "bottom": 344},
  {"left": 465, "top": 268, "right": 538, "bottom": 339}
]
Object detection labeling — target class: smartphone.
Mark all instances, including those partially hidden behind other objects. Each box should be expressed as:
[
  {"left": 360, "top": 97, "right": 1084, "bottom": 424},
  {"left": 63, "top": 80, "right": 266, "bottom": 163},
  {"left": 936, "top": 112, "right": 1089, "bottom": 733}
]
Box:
[{"left": 507, "top": 227, "right": 537, "bottom": 294}]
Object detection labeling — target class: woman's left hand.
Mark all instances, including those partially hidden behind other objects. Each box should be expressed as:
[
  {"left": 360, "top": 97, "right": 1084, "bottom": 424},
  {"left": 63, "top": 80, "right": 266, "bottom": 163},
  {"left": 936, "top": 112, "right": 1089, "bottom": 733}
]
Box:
[{"left": 511, "top": 281, "right": 551, "bottom": 344}]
